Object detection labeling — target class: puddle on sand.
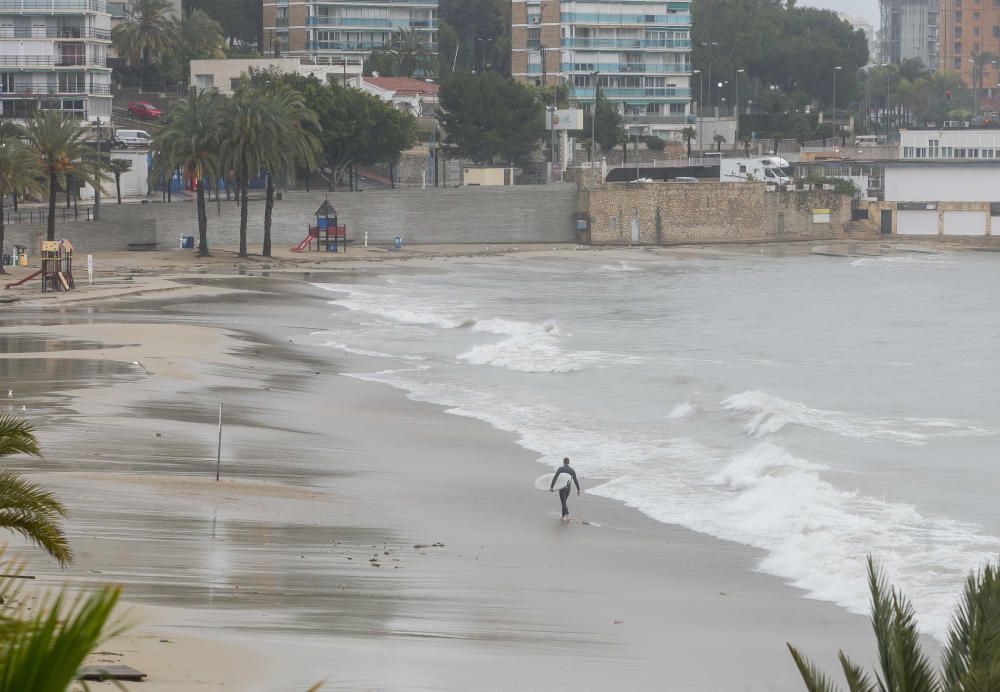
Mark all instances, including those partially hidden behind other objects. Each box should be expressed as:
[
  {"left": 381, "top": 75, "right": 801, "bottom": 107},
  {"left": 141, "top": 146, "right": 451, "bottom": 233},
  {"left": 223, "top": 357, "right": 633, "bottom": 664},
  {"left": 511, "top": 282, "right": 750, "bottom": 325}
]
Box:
[
  {"left": 0, "top": 357, "right": 141, "bottom": 420},
  {"left": 0, "top": 333, "right": 132, "bottom": 354}
]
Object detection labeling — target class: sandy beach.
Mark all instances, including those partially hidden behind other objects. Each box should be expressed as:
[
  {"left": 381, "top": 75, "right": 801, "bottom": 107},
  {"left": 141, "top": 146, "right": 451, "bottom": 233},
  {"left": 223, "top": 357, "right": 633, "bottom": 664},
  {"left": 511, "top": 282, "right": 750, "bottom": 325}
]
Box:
[{"left": 0, "top": 245, "right": 899, "bottom": 691}]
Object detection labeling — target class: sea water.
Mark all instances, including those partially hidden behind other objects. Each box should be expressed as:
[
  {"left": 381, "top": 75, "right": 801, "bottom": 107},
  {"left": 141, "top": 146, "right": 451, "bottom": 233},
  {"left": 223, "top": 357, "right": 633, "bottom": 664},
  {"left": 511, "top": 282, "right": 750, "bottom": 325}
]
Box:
[{"left": 311, "top": 249, "right": 1000, "bottom": 639}]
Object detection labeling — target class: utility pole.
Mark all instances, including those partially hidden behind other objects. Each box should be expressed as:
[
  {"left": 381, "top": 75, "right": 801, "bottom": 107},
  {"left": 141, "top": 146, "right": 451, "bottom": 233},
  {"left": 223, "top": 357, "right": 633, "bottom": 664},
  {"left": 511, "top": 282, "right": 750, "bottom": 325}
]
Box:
[
  {"left": 591, "top": 71, "right": 600, "bottom": 187},
  {"left": 693, "top": 69, "right": 703, "bottom": 158},
  {"left": 701, "top": 41, "right": 718, "bottom": 111}
]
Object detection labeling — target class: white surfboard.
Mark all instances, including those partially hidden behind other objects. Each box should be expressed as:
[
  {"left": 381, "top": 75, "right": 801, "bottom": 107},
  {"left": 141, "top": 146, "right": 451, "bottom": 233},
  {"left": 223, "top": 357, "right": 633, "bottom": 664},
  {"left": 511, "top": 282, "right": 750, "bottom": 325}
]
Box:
[{"left": 535, "top": 473, "right": 571, "bottom": 491}]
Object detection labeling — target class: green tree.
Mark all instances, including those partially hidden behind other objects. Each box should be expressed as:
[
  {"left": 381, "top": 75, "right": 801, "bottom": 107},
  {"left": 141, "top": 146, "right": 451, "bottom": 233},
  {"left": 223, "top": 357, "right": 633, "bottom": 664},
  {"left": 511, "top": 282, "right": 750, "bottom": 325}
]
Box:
[
  {"left": 439, "top": 0, "right": 510, "bottom": 74},
  {"left": 109, "top": 158, "right": 133, "bottom": 204},
  {"left": 112, "top": 0, "right": 178, "bottom": 74},
  {"left": 0, "top": 415, "right": 70, "bottom": 565},
  {"left": 151, "top": 87, "right": 225, "bottom": 256},
  {"left": 437, "top": 72, "right": 544, "bottom": 165},
  {"left": 591, "top": 85, "right": 625, "bottom": 156},
  {"left": 0, "top": 135, "right": 39, "bottom": 275},
  {"left": 789, "top": 556, "right": 1000, "bottom": 692},
  {"left": 184, "top": 0, "right": 258, "bottom": 49},
  {"left": 22, "top": 112, "right": 103, "bottom": 242},
  {"left": 243, "top": 76, "right": 321, "bottom": 257},
  {"left": 159, "top": 9, "right": 226, "bottom": 83},
  {"left": 714, "top": 133, "right": 727, "bottom": 151},
  {"left": 388, "top": 28, "right": 437, "bottom": 78},
  {"left": 366, "top": 51, "right": 400, "bottom": 78},
  {"left": 680, "top": 126, "right": 697, "bottom": 158}
]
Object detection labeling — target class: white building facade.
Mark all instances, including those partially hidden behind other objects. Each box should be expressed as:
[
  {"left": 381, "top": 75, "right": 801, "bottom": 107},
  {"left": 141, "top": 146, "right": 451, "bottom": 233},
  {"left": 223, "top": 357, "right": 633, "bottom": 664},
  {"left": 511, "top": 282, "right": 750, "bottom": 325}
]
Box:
[
  {"left": 900, "top": 128, "right": 1000, "bottom": 160},
  {"left": 0, "top": 0, "right": 112, "bottom": 122},
  {"left": 190, "top": 57, "right": 363, "bottom": 95},
  {"left": 883, "top": 161, "right": 1000, "bottom": 236},
  {"left": 512, "top": 0, "right": 693, "bottom": 138}
]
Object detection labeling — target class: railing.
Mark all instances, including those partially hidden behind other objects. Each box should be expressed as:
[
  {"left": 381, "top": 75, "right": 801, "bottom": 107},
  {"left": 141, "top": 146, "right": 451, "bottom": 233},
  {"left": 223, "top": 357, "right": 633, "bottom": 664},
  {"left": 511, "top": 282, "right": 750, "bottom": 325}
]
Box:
[
  {"left": 0, "top": 55, "right": 107, "bottom": 67},
  {"left": 560, "top": 13, "right": 691, "bottom": 25},
  {"left": 305, "top": 40, "right": 437, "bottom": 51},
  {"left": 560, "top": 38, "right": 692, "bottom": 49},
  {"left": 0, "top": 83, "right": 111, "bottom": 95},
  {"left": 568, "top": 86, "right": 691, "bottom": 99},
  {"left": 0, "top": 0, "right": 106, "bottom": 10},
  {"left": 307, "top": 16, "right": 438, "bottom": 28},
  {"left": 0, "top": 27, "right": 111, "bottom": 40},
  {"left": 3, "top": 205, "right": 94, "bottom": 225},
  {"left": 542, "top": 62, "right": 691, "bottom": 74}
]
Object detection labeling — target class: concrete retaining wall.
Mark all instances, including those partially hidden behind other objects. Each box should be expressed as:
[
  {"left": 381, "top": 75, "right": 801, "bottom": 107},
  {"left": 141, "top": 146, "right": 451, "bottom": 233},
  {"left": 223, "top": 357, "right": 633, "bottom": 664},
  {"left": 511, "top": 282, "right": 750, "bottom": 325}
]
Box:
[{"left": 4, "top": 185, "right": 579, "bottom": 254}]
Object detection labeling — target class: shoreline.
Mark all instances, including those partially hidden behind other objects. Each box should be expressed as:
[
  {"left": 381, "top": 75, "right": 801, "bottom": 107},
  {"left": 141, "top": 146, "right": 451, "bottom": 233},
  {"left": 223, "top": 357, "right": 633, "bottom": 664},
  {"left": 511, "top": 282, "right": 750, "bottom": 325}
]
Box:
[{"left": 0, "top": 251, "right": 909, "bottom": 690}]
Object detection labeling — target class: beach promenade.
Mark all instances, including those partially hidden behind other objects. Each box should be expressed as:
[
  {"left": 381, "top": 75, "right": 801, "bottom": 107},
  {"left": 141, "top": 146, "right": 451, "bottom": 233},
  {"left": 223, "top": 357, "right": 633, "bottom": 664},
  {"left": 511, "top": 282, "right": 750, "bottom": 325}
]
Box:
[{"left": 0, "top": 246, "right": 886, "bottom": 691}]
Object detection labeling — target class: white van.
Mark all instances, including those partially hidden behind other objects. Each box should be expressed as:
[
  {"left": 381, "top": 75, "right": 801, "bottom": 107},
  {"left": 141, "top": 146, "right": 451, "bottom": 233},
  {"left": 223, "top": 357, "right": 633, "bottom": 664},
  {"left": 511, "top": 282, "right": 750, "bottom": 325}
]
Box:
[{"left": 115, "top": 129, "right": 152, "bottom": 148}]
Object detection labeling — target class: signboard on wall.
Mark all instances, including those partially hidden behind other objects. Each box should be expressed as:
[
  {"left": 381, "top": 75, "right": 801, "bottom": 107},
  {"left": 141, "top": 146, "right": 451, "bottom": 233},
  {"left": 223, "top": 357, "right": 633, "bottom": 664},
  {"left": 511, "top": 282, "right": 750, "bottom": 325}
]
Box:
[{"left": 546, "top": 109, "right": 584, "bottom": 131}]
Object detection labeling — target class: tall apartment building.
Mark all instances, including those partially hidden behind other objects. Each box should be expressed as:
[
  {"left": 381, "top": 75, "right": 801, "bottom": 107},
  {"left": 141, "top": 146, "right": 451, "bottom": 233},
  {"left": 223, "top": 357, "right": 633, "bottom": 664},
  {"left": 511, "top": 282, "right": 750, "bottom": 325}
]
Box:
[
  {"left": 939, "top": 0, "right": 1000, "bottom": 93},
  {"left": 880, "top": 0, "right": 940, "bottom": 69},
  {"left": 261, "top": 0, "right": 437, "bottom": 65},
  {"left": 511, "top": 0, "right": 693, "bottom": 133},
  {"left": 0, "top": 0, "right": 112, "bottom": 122}
]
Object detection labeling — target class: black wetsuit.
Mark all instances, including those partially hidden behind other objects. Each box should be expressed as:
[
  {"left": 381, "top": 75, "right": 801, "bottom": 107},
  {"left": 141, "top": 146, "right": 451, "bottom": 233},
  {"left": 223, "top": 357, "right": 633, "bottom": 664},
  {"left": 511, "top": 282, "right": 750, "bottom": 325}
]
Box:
[{"left": 550, "top": 465, "right": 581, "bottom": 518}]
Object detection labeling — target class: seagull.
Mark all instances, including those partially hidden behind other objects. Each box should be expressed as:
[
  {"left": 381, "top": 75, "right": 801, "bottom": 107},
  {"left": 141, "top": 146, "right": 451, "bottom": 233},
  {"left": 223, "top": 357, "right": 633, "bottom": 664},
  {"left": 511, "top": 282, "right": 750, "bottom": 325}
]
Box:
[
  {"left": 20, "top": 405, "right": 26, "bottom": 413},
  {"left": 6, "top": 390, "right": 11, "bottom": 398}
]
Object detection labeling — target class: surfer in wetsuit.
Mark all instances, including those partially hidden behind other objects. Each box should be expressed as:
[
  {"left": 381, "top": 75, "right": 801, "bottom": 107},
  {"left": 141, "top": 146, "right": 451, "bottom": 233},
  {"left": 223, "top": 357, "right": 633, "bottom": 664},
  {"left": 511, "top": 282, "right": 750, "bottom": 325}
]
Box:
[{"left": 550, "top": 457, "right": 581, "bottom": 521}]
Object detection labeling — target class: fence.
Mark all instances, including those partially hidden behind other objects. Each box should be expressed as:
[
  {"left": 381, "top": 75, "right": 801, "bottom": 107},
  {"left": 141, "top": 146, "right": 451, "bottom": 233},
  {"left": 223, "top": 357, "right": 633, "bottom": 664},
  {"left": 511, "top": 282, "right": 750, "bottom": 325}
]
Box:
[{"left": 4, "top": 205, "right": 94, "bottom": 225}]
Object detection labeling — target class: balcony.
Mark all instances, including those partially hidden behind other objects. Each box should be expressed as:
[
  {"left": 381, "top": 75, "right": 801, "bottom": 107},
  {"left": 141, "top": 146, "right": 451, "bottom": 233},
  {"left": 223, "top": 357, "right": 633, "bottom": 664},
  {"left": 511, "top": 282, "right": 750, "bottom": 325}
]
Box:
[
  {"left": 554, "top": 62, "right": 692, "bottom": 74},
  {"left": 307, "top": 16, "right": 438, "bottom": 28},
  {"left": 0, "top": 0, "right": 107, "bottom": 11},
  {"left": 561, "top": 13, "right": 691, "bottom": 26},
  {"left": 305, "top": 40, "right": 436, "bottom": 51},
  {"left": 0, "top": 82, "right": 110, "bottom": 95},
  {"left": 568, "top": 86, "right": 691, "bottom": 99},
  {"left": 0, "top": 27, "right": 111, "bottom": 40},
  {"left": 0, "top": 55, "right": 107, "bottom": 67},
  {"left": 561, "top": 38, "right": 692, "bottom": 50}
]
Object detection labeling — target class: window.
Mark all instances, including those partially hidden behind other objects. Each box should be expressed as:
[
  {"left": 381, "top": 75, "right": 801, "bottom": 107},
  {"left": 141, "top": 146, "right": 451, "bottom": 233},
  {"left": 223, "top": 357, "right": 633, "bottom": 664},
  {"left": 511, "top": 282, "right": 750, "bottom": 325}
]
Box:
[
  {"left": 942, "top": 146, "right": 953, "bottom": 157},
  {"left": 955, "top": 27, "right": 963, "bottom": 37},
  {"left": 955, "top": 11, "right": 963, "bottom": 21},
  {"left": 993, "top": 25, "right": 999, "bottom": 37}
]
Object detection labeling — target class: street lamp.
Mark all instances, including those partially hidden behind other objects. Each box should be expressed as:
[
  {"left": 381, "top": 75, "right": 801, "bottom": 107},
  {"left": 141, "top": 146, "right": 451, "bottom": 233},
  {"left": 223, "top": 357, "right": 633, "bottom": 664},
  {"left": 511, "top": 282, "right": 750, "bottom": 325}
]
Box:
[
  {"left": 92, "top": 117, "right": 102, "bottom": 221},
  {"left": 969, "top": 57, "right": 979, "bottom": 118},
  {"left": 693, "top": 68, "right": 703, "bottom": 157},
  {"left": 832, "top": 66, "right": 843, "bottom": 138},
  {"left": 700, "top": 41, "right": 718, "bottom": 109},
  {"left": 735, "top": 68, "right": 745, "bottom": 119},
  {"left": 591, "top": 70, "right": 600, "bottom": 186}
]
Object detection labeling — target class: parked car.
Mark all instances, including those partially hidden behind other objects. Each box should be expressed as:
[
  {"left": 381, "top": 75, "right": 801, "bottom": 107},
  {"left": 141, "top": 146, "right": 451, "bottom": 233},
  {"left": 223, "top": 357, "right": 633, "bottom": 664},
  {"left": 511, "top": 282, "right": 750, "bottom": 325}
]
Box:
[
  {"left": 127, "top": 101, "right": 161, "bottom": 119},
  {"left": 115, "top": 129, "right": 152, "bottom": 148}
]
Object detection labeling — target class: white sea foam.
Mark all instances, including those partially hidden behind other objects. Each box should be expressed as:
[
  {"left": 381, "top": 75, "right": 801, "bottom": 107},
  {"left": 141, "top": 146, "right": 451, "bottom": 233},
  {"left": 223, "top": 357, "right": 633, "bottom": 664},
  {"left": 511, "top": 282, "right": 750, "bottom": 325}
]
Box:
[
  {"left": 851, "top": 255, "right": 956, "bottom": 268},
  {"left": 667, "top": 401, "right": 698, "bottom": 419},
  {"left": 722, "top": 390, "right": 991, "bottom": 444},
  {"left": 457, "top": 335, "right": 606, "bottom": 373},
  {"left": 591, "top": 441, "right": 1000, "bottom": 639},
  {"left": 600, "top": 261, "right": 642, "bottom": 272}
]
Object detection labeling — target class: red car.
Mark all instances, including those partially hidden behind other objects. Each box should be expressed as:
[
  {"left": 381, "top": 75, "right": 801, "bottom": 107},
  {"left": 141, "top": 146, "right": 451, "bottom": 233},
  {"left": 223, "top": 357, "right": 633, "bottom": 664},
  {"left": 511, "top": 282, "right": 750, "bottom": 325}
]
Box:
[{"left": 127, "top": 101, "right": 161, "bottom": 119}]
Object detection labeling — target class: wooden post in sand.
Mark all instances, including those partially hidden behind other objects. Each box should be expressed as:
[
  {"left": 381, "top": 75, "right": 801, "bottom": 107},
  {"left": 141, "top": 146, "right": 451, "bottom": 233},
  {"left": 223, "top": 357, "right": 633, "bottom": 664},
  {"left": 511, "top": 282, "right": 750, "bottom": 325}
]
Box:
[{"left": 216, "top": 403, "right": 223, "bottom": 481}]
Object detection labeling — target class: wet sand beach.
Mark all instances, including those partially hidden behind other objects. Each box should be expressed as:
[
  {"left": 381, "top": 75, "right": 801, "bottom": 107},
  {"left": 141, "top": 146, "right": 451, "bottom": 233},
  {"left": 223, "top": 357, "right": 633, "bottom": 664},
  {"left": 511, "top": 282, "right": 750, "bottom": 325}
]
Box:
[{"left": 0, "top": 247, "right": 895, "bottom": 691}]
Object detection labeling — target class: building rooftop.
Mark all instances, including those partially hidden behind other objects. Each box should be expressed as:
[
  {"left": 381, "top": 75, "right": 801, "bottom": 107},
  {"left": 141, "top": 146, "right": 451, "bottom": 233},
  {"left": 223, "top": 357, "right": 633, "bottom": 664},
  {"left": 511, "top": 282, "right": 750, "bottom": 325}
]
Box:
[{"left": 364, "top": 77, "right": 439, "bottom": 97}]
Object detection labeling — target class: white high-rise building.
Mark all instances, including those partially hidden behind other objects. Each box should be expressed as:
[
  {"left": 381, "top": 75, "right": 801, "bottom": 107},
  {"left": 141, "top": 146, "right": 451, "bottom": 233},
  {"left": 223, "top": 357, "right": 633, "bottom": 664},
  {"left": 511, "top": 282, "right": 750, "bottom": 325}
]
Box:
[
  {"left": 512, "top": 0, "right": 693, "bottom": 138},
  {"left": 880, "top": 0, "right": 939, "bottom": 69},
  {"left": 0, "top": 0, "right": 112, "bottom": 122}
]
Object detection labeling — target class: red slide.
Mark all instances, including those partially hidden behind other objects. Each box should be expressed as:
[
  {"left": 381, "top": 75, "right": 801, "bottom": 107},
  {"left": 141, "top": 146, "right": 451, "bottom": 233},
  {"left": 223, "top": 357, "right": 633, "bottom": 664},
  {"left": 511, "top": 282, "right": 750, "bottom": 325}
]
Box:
[
  {"left": 4, "top": 269, "right": 41, "bottom": 290},
  {"left": 290, "top": 234, "right": 314, "bottom": 253}
]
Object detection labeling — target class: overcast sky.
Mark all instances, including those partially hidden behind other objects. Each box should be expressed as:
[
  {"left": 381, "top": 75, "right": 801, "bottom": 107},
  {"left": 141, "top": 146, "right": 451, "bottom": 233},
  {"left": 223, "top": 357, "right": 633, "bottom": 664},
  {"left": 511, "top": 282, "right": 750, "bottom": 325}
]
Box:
[{"left": 801, "top": 0, "right": 879, "bottom": 25}]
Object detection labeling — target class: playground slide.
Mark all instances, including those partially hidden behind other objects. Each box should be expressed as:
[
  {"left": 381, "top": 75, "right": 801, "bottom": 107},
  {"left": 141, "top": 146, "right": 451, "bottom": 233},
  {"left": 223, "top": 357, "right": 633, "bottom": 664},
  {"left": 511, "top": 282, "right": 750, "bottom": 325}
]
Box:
[
  {"left": 290, "top": 235, "right": 312, "bottom": 253},
  {"left": 4, "top": 269, "right": 41, "bottom": 290}
]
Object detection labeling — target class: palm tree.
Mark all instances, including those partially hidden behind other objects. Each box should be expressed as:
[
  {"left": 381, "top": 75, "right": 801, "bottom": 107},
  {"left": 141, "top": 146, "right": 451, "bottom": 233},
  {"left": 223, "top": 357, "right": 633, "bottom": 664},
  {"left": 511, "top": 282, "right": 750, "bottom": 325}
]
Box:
[
  {"left": 22, "top": 112, "right": 102, "bottom": 242},
  {"left": 0, "top": 415, "right": 70, "bottom": 565},
  {"left": 789, "top": 556, "right": 1000, "bottom": 692},
  {"left": 221, "top": 87, "right": 282, "bottom": 258},
  {"left": 151, "top": 87, "right": 224, "bottom": 257},
  {"left": 109, "top": 158, "right": 133, "bottom": 204},
  {"left": 112, "top": 0, "right": 178, "bottom": 78},
  {"left": 713, "top": 133, "right": 726, "bottom": 152},
  {"left": 680, "top": 126, "right": 697, "bottom": 158},
  {"left": 259, "top": 85, "right": 321, "bottom": 258},
  {"left": 389, "top": 29, "right": 437, "bottom": 78},
  {"left": 0, "top": 135, "right": 40, "bottom": 275}
]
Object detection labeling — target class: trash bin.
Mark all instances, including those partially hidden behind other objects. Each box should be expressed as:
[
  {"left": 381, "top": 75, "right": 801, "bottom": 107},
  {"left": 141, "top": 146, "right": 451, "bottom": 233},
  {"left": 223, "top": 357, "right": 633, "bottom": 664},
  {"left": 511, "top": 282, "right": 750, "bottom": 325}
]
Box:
[
  {"left": 180, "top": 236, "right": 194, "bottom": 249},
  {"left": 394, "top": 236, "right": 402, "bottom": 249}
]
